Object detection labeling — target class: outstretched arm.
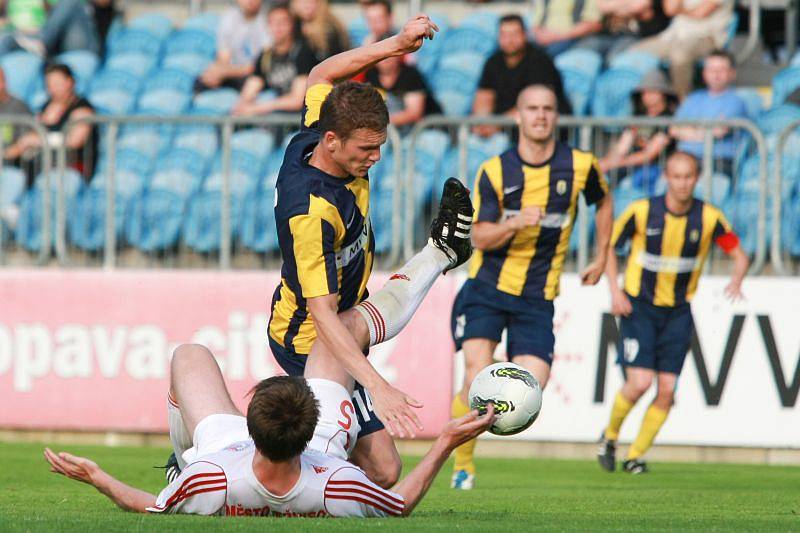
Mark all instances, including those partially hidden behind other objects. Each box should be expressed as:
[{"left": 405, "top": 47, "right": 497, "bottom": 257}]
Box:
[
  {"left": 307, "top": 15, "right": 438, "bottom": 87},
  {"left": 44, "top": 448, "right": 156, "bottom": 513},
  {"left": 391, "top": 405, "right": 495, "bottom": 515}
]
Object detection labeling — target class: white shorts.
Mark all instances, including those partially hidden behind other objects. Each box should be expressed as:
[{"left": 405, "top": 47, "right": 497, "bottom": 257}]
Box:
[{"left": 181, "top": 414, "right": 250, "bottom": 465}]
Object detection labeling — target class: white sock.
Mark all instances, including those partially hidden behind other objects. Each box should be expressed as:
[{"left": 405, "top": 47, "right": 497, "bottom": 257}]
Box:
[
  {"left": 354, "top": 243, "right": 451, "bottom": 346},
  {"left": 306, "top": 378, "right": 359, "bottom": 460},
  {"left": 167, "top": 392, "right": 192, "bottom": 470}
]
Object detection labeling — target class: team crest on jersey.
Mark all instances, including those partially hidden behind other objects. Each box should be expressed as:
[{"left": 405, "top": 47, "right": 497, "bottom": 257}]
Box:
[
  {"left": 690, "top": 229, "right": 700, "bottom": 243},
  {"left": 556, "top": 180, "right": 567, "bottom": 195},
  {"left": 313, "top": 465, "right": 328, "bottom": 474}
]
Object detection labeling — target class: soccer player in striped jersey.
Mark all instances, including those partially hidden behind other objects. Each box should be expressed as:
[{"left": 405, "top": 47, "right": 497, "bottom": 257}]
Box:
[
  {"left": 44, "top": 344, "right": 494, "bottom": 518},
  {"left": 266, "top": 14, "right": 474, "bottom": 489},
  {"left": 597, "top": 151, "right": 749, "bottom": 474},
  {"left": 449, "top": 84, "right": 614, "bottom": 489}
]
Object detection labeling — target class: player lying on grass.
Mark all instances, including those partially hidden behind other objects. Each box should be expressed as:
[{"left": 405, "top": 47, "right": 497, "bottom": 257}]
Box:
[{"left": 44, "top": 344, "right": 494, "bottom": 517}]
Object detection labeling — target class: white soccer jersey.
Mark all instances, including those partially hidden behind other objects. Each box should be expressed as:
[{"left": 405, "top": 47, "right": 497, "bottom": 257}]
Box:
[{"left": 146, "top": 440, "right": 404, "bottom": 518}]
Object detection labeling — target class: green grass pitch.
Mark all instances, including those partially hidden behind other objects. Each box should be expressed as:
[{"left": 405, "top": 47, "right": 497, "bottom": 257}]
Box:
[{"left": 1, "top": 442, "right": 798, "bottom": 531}]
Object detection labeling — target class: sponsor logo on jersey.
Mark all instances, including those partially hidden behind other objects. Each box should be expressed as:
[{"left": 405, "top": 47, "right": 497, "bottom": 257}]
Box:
[
  {"left": 389, "top": 273, "right": 410, "bottom": 282},
  {"left": 313, "top": 465, "right": 329, "bottom": 474},
  {"left": 335, "top": 222, "right": 369, "bottom": 269}
]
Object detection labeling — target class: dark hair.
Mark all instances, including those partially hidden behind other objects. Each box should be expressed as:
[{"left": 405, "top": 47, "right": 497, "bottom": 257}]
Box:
[
  {"left": 706, "top": 48, "right": 736, "bottom": 68},
  {"left": 363, "top": 0, "right": 391, "bottom": 15},
  {"left": 247, "top": 376, "right": 319, "bottom": 462},
  {"left": 267, "top": 1, "right": 292, "bottom": 18},
  {"left": 499, "top": 14, "right": 526, "bottom": 31},
  {"left": 44, "top": 63, "right": 74, "bottom": 80},
  {"left": 318, "top": 81, "right": 389, "bottom": 139}
]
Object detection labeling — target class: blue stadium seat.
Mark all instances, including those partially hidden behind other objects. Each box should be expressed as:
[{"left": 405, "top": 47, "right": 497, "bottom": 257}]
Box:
[
  {"left": 555, "top": 48, "right": 602, "bottom": 78},
  {"left": 410, "top": 129, "right": 450, "bottom": 194},
  {"left": 209, "top": 149, "right": 264, "bottom": 181},
  {"left": 0, "top": 51, "right": 43, "bottom": 100},
  {"left": 55, "top": 50, "right": 99, "bottom": 94},
  {"left": 441, "top": 27, "right": 496, "bottom": 57},
  {"left": 148, "top": 147, "right": 210, "bottom": 197},
  {"left": 164, "top": 28, "right": 217, "bottom": 60},
  {"left": 0, "top": 167, "right": 26, "bottom": 234},
  {"left": 437, "top": 52, "right": 486, "bottom": 81},
  {"left": 239, "top": 180, "right": 279, "bottom": 253},
  {"left": 125, "top": 188, "right": 186, "bottom": 251},
  {"left": 770, "top": 67, "right": 800, "bottom": 108},
  {"left": 118, "top": 127, "right": 167, "bottom": 157},
  {"left": 348, "top": 16, "right": 369, "bottom": 47},
  {"left": 370, "top": 188, "right": 395, "bottom": 252},
  {"left": 173, "top": 125, "right": 219, "bottom": 157},
  {"left": 458, "top": 11, "right": 499, "bottom": 37},
  {"left": 413, "top": 13, "right": 450, "bottom": 82},
  {"left": 87, "top": 69, "right": 141, "bottom": 114},
  {"left": 162, "top": 53, "right": 213, "bottom": 77},
  {"left": 782, "top": 194, "right": 800, "bottom": 255},
  {"left": 755, "top": 104, "right": 800, "bottom": 137},
  {"left": 591, "top": 68, "right": 642, "bottom": 118},
  {"left": 128, "top": 13, "right": 174, "bottom": 39},
  {"left": 104, "top": 52, "right": 156, "bottom": 78},
  {"left": 231, "top": 128, "right": 276, "bottom": 160},
  {"left": 141, "top": 68, "right": 195, "bottom": 94},
  {"left": 107, "top": 27, "right": 164, "bottom": 58},
  {"left": 433, "top": 69, "right": 477, "bottom": 116},
  {"left": 193, "top": 88, "right": 240, "bottom": 115},
  {"left": 184, "top": 12, "right": 219, "bottom": 34},
  {"left": 694, "top": 173, "right": 732, "bottom": 206},
  {"left": 137, "top": 89, "right": 191, "bottom": 115},
  {"left": 735, "top": 87, "right": 764, "bottom": 119},
  {"left": 92, "top": 146, "right": 155, "bottom": 198},
  {"left": 14, "top": 169, "right": 83, "bottom": 252},
  {"left": 609, "top": 51, "right": 660, "bottom": 74}
]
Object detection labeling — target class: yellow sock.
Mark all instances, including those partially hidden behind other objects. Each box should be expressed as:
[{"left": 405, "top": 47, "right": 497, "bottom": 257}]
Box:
[
  {"left": 627, "top": 404, "right": 670, "bottom": 460},
  {"left": 451, "top": 394, "right": 476, "bottom": 474},
  {"left": 604, "top": 392, "right": 634, "bottom": 441}
]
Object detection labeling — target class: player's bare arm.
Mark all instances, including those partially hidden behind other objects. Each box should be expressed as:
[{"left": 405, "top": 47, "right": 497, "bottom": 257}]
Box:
[
  {"left": 605, "top": 248, "right": 632, "bottom": 317},
  {"left": 307, "top": 14, "right": 438, "bottom": 88},
  {"left": 307, "top": 294, "right": 424, "bottom": 438},
  {"left": 392, "top": 405, "right": 495, "bottom": 514},
  {"left": 44, "top": 448, "right": 156, "bottom": 513},
  {"left": 724, "top": 245, "right": 749, "bottom": 301},
  {"left": 471, "top": 206, "right": 543, "bottom": 251},
  {"left": 581, "top": 192, "right": 613, "bottom": 286}
]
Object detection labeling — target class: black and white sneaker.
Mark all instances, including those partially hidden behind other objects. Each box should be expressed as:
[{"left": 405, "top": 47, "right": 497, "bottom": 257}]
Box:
[
  {"left": 597, "top": 433, "right": 617, "bottom": 472},
  {"left": 430, "top": 177, "right": 473, "bottom": 272},
  {"left": 164, "top": 452, "right": 181, "bottom": 483},
  {"left": 622, "top": 458, "right": 648, "bottom": 474}
]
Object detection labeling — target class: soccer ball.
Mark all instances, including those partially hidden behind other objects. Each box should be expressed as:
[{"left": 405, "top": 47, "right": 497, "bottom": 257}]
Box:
[{"left": 468, "top": 362, "right": 542, "bottom": 436}]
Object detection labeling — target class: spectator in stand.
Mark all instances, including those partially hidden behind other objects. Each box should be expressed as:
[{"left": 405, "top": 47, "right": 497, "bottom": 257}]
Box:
[
  {"left": 584, "top": 0, "right": 679, "bottom": 59},
  {"left": 290, "top": 0, "right": 348, "bottom": 60},
  {"left": 600, "top": 69, "right": 677, "bottom": 190},
  {"left": 669, "top": 49, "right": 747, "bottom": 176},
  {"left": 360, "top": 0, "right": 394, "bottom": 46},
  {"left": 0, "top": 0, "right": 113, "bottom": 57},
  {"left": 195, "top": 0, "right": 271, "bottom": 92},
  {"left": 232, "top": 3, "right": 317, "bottom": 117},
  {"left": 531, "top": 0, "right": 603, "bottom": 57},
  {"left": 0, "top": 66, "right": 33, "bottom": 156},
  {"left": 365, "top": 36, "right": 441, "bottom": 130},
  {"left": 473, "top": 15, "right": 570, "bottom": 137},
  {"left": 4, "top": 64, "right": 96, "bottom": 184},
  {"left": 630, "top": 0, "right": 734, "bottom": 98}
]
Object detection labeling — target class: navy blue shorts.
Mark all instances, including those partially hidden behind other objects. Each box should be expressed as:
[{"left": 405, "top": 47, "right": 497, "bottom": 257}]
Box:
[
  {"left": 450, "top": 278, "right": 555, "bottom": 365},
  {"left": 618, "top": 295, "right": 694, "bottom": 375},
  {"left": 268, "top": 336, "right": 384, "bottom": 438}
]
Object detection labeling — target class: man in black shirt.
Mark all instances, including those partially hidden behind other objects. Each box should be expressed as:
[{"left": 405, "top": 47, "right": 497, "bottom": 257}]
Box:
[
  {"left": 472, "top": 15, "right": 570, "bottom": 136},
  {"left": 365, "top": 46, "right": 441, "bottom": 129},
  {"left": 233, "top": 2, "right": 318, "bottom": 116}
]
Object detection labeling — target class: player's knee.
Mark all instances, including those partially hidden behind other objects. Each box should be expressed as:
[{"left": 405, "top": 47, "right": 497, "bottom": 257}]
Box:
[
  {"left": 171, "top": 343, "right": 214, "bottom": 373},
  {"left": 654, "top": 389, "right": 674, "bottom": 408},
  {"left": 627, "top": 376, "right": 653, "bottom": 398}
]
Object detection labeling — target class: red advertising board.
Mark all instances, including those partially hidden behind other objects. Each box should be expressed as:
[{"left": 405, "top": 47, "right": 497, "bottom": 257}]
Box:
[{"left": 0, "top": 270, "right": 456, "bottom": 438}]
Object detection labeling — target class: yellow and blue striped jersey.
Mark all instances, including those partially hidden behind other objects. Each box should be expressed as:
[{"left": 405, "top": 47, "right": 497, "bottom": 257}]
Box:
[
  {"left": 612, "top": 195, "right": 739, "bottom": 307},
  {"left": 468, "top": 142, "right": 609, "bottom": 300},
  {"left": 268, "top": 84, "right": 374, "bottom": 355}
]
